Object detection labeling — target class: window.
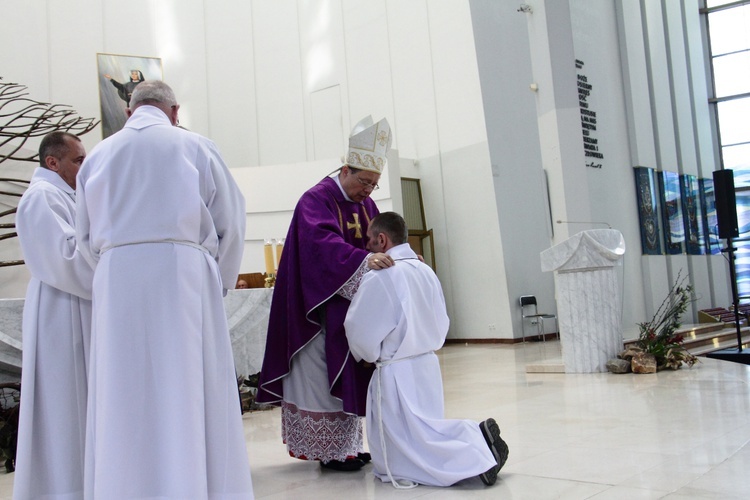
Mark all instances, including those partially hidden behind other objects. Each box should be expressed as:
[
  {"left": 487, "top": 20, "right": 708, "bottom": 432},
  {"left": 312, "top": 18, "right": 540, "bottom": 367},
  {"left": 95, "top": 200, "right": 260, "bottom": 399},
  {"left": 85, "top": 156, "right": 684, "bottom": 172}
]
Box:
[{"left": 703, "top": 1, "right": 750, "bottom": 298}]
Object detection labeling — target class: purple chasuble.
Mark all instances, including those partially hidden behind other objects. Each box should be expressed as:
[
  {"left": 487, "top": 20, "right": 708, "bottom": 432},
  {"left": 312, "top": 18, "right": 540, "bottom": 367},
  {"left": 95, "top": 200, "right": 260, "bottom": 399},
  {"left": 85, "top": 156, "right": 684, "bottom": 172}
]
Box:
[{"left": 257, "top": 176, "right": 377, "bottom": 416}]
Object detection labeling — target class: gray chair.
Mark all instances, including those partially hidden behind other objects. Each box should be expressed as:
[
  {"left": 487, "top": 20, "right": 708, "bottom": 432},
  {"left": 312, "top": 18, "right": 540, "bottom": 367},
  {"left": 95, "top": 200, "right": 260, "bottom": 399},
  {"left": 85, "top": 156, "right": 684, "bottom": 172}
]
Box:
[{"left": 519, "top": 295, "right": 558, "bottom": 342}]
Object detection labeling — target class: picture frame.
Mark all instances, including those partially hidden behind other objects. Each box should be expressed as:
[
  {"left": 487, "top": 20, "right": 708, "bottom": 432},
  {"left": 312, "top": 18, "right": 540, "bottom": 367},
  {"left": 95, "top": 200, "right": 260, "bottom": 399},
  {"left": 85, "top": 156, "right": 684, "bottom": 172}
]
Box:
[
  {"left": 633, "top": 166, "right": 662, "bottom": 255},
  {"left": 96, "top": 53, "right": 163, "bottom": 138},
  {"left": 658, "top": 170, "right": 685, "bottom": 255},
  {"left": 680, "top": 174, "right": 706, "bottom": 255}
]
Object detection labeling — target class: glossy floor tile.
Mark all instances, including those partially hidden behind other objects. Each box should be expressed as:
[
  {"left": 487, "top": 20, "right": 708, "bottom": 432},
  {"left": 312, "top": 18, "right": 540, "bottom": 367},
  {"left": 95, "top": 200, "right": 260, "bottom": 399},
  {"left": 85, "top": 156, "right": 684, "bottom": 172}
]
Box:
[{"left": 1, "top": 341, "right": 748, "bottom": 499}]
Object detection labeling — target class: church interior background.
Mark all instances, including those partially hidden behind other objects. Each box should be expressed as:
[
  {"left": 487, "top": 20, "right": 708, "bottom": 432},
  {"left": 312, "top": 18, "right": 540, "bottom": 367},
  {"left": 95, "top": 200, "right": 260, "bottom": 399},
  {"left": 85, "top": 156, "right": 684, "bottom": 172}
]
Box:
[
  {"left": 1, "top": 0, "right": 748, "bottom": 342},
  {"left": 1, "top": 1, "right": 750, "bottom": 498}
]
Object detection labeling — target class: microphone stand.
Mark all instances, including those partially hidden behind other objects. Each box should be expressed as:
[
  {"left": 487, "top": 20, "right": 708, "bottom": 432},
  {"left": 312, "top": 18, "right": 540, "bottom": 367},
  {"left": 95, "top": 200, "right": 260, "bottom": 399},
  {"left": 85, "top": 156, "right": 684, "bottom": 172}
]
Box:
[
  {"left": 725, "top": 238, "right": 744, "bottom": 352},
  {"left": 555, "top": 220, "right": 612, "bottom": 229}
]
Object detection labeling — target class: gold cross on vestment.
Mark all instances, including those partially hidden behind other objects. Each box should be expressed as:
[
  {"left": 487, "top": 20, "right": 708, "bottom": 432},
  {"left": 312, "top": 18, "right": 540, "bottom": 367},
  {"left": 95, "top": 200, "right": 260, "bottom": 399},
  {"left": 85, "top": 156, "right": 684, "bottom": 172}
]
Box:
[{"left": 347, "top": 213, "right": 363, "bottom": 238}]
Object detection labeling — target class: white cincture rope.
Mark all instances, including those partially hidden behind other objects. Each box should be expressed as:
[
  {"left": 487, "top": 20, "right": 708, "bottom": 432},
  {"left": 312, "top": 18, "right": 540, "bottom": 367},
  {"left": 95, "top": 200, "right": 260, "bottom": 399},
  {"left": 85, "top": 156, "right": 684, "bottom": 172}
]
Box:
[
  {"left": 100, "top": 238, "right": 210, "bottom": 255},
  {"left": 374, "top": 352, "right": 434, "bottom": 490}
]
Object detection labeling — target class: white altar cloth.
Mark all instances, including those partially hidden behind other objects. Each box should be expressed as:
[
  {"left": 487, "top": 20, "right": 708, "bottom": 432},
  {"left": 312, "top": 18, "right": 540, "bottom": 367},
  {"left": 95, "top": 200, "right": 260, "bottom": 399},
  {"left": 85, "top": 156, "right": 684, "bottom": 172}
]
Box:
[{"left": 0, "top": 288, "right": 272, "bottom": 382}]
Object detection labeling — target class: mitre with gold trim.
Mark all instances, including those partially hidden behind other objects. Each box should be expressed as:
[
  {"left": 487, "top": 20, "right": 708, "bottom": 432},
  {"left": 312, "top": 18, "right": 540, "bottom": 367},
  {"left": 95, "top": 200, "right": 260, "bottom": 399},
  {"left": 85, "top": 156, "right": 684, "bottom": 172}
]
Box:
[{"left": 344, "top": 116, "right": 392, "bottom": 174}]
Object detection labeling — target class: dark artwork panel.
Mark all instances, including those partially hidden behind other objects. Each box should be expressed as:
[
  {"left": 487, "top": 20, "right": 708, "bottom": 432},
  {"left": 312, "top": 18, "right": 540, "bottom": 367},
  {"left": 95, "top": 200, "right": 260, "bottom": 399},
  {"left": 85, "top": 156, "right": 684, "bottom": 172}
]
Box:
[
  {"left": 96, "top": 53, "right": 163, "bottom": 139},
  {"left": 634, "top": 167, "right": 662, "bottom": 255},
  {"left": 734, "top": 190, "right": 750, "bottom": 299},
  {"left": 680, "top": 174, "right": 706, "bottom": 255},
  {"left": 658, "top": 170, "right": 684, "bottom": 255},
  {"left": 699, "top": 178, "right": 721, "bottom": 255}
]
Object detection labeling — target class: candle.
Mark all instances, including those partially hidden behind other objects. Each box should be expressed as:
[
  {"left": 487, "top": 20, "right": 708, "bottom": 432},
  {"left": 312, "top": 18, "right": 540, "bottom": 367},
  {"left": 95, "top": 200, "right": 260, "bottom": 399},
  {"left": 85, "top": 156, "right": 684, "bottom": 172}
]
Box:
[
  {"left": 264, "top": 240, "right": 275, "bottom": 276},
  {"left": 276, "top": 238, "right": 284, "bottom": 268}
]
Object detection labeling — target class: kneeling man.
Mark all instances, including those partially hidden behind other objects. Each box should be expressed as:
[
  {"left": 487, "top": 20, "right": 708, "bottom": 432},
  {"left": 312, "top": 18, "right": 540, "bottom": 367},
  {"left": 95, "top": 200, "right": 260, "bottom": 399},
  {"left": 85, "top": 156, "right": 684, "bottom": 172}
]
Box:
[{"left": 344, "top": 212, "right": 509, "bottom": 489}]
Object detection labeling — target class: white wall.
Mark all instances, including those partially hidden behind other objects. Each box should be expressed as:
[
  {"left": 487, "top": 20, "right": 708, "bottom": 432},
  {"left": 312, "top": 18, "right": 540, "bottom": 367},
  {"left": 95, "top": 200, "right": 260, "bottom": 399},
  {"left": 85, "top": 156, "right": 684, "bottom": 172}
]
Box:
[
  {"left": 568, "top": 0, "right": 647, "bottom": 337},
  {"left": 470, "top": 0, "right": 558, "bottom": 338},
  {"left": 467, "top": 0, "right": 725, "bottom": 340},
  {"left": 236, "top": 0, "right": 505, "bottom": 339},
  {"left": 0, "top": 0, "right": 728, "bottom": 342},
  {"left": 614, "top": 0, "right": 726, "bottom": 331},
  {"left": 232, "top": 151, "right": 399, "bottom": 275},
  {"left": 204, "top": 0, "right": 258, "bottom": 169},
  {"left": 1, "top": 0, "right": 504, "bottom": 340}
]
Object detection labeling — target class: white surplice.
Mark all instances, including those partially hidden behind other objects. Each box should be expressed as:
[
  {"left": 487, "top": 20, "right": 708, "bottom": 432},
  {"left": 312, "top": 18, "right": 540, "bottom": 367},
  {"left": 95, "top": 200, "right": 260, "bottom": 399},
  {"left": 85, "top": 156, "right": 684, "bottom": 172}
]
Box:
[
  {"left": 76, "top": 106, "right": 253, "bottom": 499},
  {"left": 345, "top": 244, "right": 496, "bottom": 487},
  {"left": 13, "top": 167, "right": 93, "bottom": 500}
]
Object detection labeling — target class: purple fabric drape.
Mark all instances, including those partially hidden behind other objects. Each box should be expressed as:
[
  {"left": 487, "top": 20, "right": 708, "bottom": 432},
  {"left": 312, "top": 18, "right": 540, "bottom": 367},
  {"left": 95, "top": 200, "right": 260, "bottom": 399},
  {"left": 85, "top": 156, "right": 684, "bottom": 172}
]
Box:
[{"left": 257, "top": 176, "right": 377, "bottom": 416}]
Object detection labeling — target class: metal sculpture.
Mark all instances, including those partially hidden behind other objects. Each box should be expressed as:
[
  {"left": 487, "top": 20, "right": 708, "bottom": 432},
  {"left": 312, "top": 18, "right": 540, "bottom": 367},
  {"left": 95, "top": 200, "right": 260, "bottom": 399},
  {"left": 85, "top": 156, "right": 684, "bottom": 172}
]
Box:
[{"left": 0, "top": 76, "right": 99, "bottom": 267}]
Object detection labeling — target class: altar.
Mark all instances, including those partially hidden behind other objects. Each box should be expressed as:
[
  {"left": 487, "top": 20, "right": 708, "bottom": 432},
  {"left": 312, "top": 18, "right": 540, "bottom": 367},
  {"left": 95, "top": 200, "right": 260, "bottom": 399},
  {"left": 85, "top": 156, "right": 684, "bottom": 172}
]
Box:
[{"left": 0, "top": 288, "right": 272, "bottom": 382}]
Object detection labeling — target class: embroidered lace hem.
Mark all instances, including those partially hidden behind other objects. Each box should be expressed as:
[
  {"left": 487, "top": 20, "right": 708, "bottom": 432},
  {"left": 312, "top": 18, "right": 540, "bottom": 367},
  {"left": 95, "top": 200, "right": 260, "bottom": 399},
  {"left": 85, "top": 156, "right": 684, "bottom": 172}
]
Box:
[
  {"left": 281, "top": 401, "right": 363, "bottom": 462},
  {"left": 337, "top": 256, "right": 370, "bottom": 300}
]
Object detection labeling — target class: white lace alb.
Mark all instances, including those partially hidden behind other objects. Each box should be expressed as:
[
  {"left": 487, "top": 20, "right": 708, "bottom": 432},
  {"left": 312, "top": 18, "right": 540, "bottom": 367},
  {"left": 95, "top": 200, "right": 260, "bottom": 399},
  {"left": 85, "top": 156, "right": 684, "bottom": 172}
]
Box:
[{"left": 281, "top": 401, "right": 363, "bottom": 462}]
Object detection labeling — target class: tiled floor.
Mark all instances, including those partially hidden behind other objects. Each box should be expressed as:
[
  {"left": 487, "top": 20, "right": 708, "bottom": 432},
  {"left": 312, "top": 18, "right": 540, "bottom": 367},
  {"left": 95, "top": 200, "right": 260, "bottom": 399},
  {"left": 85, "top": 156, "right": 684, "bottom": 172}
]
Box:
[{"left": 1, "top": 341, "right": 748, "bottom": 499}]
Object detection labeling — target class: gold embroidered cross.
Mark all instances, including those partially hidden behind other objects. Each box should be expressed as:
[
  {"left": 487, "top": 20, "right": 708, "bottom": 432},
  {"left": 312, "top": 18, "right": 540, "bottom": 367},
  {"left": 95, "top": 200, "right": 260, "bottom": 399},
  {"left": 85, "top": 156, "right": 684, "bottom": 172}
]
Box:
[{"left": 347, "top": 213, "right": 362, "bottom": 238}]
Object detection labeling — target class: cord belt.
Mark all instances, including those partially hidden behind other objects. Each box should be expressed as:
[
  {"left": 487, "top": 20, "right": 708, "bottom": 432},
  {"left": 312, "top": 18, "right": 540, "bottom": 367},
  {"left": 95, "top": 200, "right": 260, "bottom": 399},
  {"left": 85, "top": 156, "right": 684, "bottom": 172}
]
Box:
[{"left": 100, "top": 239, "right": 209, "bottom": 255}]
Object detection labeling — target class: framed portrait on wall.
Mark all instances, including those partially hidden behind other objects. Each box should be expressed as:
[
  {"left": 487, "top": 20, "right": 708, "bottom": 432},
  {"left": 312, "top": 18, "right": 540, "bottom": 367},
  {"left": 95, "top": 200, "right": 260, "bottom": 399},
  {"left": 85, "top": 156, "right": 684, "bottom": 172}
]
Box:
[
  {"left": 96, "top": 53, "right": 163, "bottom": 139},
  {"left": 680, "top": 174, "right": 706, "bottom": 255},
  {"left": 633, "top": 166, "right": 662, "bottom": 255},
  {"left": 658, "top": 170, "right": 685, "bottom": 254}
]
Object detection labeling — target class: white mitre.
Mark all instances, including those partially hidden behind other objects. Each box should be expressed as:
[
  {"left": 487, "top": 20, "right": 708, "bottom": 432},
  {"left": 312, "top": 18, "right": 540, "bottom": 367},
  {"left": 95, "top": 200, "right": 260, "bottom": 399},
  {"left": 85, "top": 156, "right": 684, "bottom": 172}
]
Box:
[{"left": 344, "top": 116, "right": 392, "bottom": 174}]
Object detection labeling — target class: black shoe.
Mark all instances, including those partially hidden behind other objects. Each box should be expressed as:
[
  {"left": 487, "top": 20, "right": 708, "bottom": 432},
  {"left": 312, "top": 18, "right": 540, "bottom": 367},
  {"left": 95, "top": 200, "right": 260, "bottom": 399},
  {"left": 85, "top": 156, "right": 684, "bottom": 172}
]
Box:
[
  {"left": 320, "top": 458, "right": 366, "bottom": 472},
  {"left": 357, "top": 452, "right": 371, "bottom": 463},
  {"left": 244, "top": 372, "right": 260, "bottom": 388},
  {"left": 479, "top": 463, "right": 499, "bottom": 486},
  {"left": 479, "top": 418, "right": 510, "bottom": 486}
]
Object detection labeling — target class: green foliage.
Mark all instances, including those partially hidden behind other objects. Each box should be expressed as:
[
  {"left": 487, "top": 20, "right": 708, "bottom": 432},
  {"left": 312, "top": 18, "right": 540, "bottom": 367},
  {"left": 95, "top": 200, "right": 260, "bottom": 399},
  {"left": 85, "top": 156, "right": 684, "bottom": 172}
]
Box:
[{"left": 636, "top": 272, "right": 698, "bottom": 370}]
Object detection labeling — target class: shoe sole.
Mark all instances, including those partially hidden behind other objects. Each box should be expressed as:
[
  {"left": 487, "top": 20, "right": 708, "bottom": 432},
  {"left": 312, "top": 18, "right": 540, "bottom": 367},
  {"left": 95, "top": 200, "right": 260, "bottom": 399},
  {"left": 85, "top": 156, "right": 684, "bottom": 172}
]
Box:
[
  {"left": 319, "top": 458, "right": 366, "bottom": 472},
  {"left": 479, "top": 418, "right": 510, "bottom": 485},
  {"left": 479, "top": 464, "right": 499, "bottom": 486}
]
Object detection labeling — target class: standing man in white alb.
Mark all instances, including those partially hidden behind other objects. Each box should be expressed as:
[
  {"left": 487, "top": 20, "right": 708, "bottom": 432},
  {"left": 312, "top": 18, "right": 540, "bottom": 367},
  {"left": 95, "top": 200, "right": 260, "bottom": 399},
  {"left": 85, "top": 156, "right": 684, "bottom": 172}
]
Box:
[
  {"left": 76, "top": 80, "right": 253, "bottom": 499},
  {"left": 14, "top": 131, "right": 93, "bottom": 499},
  {"left": 345, "top": 212, "right": 509, "bottom": 489}
]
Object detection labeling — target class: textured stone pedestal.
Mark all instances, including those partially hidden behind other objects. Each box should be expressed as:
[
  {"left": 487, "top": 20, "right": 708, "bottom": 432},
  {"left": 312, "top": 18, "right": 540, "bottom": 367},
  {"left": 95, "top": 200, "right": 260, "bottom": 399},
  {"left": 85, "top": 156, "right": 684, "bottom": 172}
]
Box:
[
  {"left": 224, "top": 288, "right": 272, "bottom": 378},
  {"left": 0, "top": 288, "right": 272, "bottom": 382},
  {"left": 541, "top": 229, "right": 626, "bottom": 373},
  {"left": 0, "top": 299, "right": 23, "bottom": 382}
]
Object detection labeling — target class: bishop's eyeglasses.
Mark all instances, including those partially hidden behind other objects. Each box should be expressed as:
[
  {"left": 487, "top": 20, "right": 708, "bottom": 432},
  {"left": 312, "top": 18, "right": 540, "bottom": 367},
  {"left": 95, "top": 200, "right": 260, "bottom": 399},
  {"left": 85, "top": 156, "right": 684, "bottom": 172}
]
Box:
[{"left": 354, "top": 175, "right": 380, "bottom": 191}]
